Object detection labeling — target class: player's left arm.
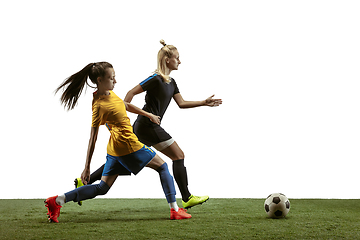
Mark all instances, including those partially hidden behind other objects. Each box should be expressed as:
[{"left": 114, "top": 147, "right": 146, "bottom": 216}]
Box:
[
  {"left": 124, "top": 84, "right": 144, "bottom": 103},
  {"left": 173, "top": 93, "right": 222, "bottom": 109},
  {"left": 124, "top": 102, "right": 161, "bottom": 125}
]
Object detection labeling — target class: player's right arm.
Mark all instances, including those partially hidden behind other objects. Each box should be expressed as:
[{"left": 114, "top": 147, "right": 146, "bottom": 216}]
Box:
[
  {"left": 124, "top": 84, "right": 144, "bottom": 103},
  {"left": 81, "top": 126, "right": 99, "bottom": 185}
]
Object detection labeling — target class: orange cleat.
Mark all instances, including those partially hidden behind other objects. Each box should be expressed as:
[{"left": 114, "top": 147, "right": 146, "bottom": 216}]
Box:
[
  {"left": 44, "top": 195, "right": 62, "bottom": 223},
  {"left": 170, "top": 208, "right": 192, "bottom": 220}
]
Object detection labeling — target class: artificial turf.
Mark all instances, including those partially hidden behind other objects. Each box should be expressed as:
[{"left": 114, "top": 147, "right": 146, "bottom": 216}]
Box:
[{"left": 0, "top": 198, "right": 359, "bottom": 239}]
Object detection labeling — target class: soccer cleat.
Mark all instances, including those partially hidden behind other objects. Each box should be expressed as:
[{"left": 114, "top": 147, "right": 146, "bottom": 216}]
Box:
[
  {"left": 182, "top": 195, "right": 209, "bottom": 209},
  {"left": 170, "top": 208, "right": 192, "bottom": 220},
  {"left": 74, "top": 178, "right": 84, "bottom": 206},
  {"left": 44, "top": 195, "right": 62, "bottom": 223}
]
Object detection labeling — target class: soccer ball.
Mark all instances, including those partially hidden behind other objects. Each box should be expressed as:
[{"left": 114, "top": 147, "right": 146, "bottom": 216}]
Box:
[{"left": 264, "top": 193, "right": 290, "bottom": 218}]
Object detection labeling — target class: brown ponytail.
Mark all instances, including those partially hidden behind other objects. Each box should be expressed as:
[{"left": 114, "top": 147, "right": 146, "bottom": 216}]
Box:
[{"left": 55, "top": 62, "right": 113, "bottom": 110}]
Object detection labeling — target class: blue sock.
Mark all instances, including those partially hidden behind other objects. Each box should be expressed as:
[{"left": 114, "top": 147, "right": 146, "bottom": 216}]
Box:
[
  {"left": 156, "top": 162, "right": 176, "bottom": 203},
  {"left": 64, "top": 180, "right": 110, "bottom": 203}
]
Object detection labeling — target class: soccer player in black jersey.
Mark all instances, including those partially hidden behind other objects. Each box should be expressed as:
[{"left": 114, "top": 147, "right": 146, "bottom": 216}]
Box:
[{"left": 75, "top": 40, "right": 222, "bottom": 209}]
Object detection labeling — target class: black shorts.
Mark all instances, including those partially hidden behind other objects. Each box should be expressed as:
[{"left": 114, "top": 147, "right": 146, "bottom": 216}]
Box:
[{"left": 133, "top": 120, "right": 174, "bottom": 150}]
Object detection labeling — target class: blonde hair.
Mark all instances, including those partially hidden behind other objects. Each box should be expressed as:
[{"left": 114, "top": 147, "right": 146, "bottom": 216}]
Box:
[{"left": 155, "top": 39, "right": 177, "bottom": 83}]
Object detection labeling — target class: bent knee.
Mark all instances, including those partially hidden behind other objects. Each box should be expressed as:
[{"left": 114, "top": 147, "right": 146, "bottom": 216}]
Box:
[
  {"left": 161, "top": 141, "right": 185, "bottom": 160},
  {"left": 168, "top": 148, "right": 184, "bottom": 160},
  {"left": 173, "top": 150, "right": 184, "bottom": 160},
  {"left": 147, "top": 154, "right": 165, "bottom": 170},
  {"left": 97, "top": 181, "right": 110, "bottom": 195}
]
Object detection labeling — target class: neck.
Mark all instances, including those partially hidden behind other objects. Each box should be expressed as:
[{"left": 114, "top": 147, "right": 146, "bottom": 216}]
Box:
[
  {"left": 96, "top": 89, "right": 110, "bottom": 96},
  {"left": 164, "top": 68, "right": 172, "bottom": 76}
]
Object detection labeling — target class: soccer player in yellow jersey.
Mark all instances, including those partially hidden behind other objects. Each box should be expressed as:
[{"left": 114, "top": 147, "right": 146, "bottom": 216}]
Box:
[{"left": 45, "top": 62, "right": 191, "bottom": 223}]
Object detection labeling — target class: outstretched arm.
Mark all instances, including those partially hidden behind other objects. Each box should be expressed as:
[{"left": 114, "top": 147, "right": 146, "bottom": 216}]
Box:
[
  {"left": 124, "top": 102, "right": 161, "bottom": 125},
  {"left": 81, "top": 126, "right": 99, "bottom": 185},
  {"left": 173, "top": 93, "right": 222, "bottom": 109},
  {"left": 124, "top": 84, "right": 144, "bottom": 103}
]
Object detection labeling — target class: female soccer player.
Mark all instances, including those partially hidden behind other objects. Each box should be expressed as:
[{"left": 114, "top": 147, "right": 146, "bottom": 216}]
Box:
[
  {"left": 80, "top": 40, "right": 222, "bottom": 209},
  {"left": 45, "top": 62, "right": 191, "bottom": 223}
]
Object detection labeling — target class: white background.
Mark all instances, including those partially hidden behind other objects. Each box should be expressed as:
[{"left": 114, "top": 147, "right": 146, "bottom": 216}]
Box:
[{"left": 1, "top": 0, "right": 359, "bottom": 199}]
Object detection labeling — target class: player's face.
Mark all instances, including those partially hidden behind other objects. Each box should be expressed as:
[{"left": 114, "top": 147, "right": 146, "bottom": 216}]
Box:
[
  {"left": 99, "top": 68, "right": 116, "bottom": 90},
  {"left": 166, "top": 50, "right": 181, "bottom": 71}
]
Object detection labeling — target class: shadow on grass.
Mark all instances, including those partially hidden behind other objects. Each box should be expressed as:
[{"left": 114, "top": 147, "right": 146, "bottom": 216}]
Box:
[{"left": 56, "top": 209, "right": 170, "bottom": 223}]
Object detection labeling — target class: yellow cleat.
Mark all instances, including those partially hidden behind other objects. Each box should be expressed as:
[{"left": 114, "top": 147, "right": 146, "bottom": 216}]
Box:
[
  {"left": 182, "top": 195, "right": 209, "bottom": 209},
  {"left": 74, "top": 178, "right": 84, "bottom": 206}
]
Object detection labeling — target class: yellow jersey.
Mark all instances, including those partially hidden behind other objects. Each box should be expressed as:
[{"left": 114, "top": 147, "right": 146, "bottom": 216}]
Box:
[{"left": 91, "top": 91, "right": 144, "bottom": 156}]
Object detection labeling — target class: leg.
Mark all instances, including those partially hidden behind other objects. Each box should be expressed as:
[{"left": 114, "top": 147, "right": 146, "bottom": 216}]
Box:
[
  {"left": 160, "top": 141, "right": 185, "bottom": 160},
  {"left": 100, "top": 174, "right": 118, "bottom": 188},
  {"left": 74, "top": 164, "right": 106, "bottom": 206},
  {"left": 75, "top": 163, "right": 119, "bottom": 187},
  {"left": 146, "top": 154, "right": 176, "bottom": 204},
  {"left": 161, "top": 142, "right": 209, "bottom": 209},
  {"left": 64, "top": 175, "right": 116, "bottom": 203},
  {"left": 146, "top": 154, "right": 191, "bottom": 220},
  {"left": 74, "top": 164, "right": 105, "bottom": 188},
  {"left": 45, "top": 175, "right": 116, "bottom": 223},
  {"left": 160, "top": 142, "right": 191, "bottom": 202},
  {"left": 89, "top": 164, "right": 105, "bottom": 184},
  {"left": 146, "top": 153, "right": 166, "bottom": 169}
]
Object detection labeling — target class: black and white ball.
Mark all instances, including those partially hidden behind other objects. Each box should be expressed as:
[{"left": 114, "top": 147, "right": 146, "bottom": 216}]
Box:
[{"left": 264, "top": 193, "right": 290, "bottom": 218}]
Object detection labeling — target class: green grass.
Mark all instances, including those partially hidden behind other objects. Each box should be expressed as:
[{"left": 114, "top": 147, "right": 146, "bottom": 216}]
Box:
[{"left": 1, "top": 198, "right": 360, "bottom": 239}]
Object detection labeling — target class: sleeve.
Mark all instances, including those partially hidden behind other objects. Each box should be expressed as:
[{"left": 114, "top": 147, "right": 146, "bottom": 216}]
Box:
[
  {"left": 172, "top": 78, "right": 180, "bottom": 95},
  {"left": 139, "top": 74, "right": 158, "bottom": 91},
  {"left": 91, "top": 103, "right": 102, "bottom": 127}
]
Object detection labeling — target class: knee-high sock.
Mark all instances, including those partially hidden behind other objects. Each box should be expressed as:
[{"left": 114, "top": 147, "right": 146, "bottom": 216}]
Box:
[
  {"left": 156, "top": 162, "right": 176, "bottom": 203},
  {"left": 88, "top": 164, "right": 105, "bottom": 184},
  {"left": 64, "top": 180, "right": 110, "bottom": 203},
  {"left": 172, "top": 159, "right": 191, "bottom": 202}
]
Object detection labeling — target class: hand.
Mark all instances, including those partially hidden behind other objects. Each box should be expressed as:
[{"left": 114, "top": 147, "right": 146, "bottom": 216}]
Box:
[
  {"left": 81, "top": 168, "right": 91, "bottom": 185},
  {"left": 204, "top": 95, "right": 222, "bottom": 107},
  {"left": 148, "top": 113, "right": 161, "bottom": 125}
]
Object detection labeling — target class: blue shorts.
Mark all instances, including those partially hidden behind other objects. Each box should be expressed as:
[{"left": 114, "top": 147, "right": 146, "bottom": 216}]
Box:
[{"left": 102, "top": 145, "right": 156, "bottom": 176}]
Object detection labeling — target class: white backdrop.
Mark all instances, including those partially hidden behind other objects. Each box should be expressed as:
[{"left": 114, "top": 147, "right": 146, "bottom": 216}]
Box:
[{"left": 1, "top": 0, "right": 359, "bottom": 199}]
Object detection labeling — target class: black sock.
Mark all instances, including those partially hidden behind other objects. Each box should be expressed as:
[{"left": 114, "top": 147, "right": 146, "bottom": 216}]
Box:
[
  {"left": 172, "top": 159, "right": 191, "bottom": 202},
  {"left": 88, "top": 164, "right": 105, "bottom": 184}
]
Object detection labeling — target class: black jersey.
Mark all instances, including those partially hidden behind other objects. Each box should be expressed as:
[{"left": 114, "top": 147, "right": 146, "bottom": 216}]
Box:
[{"left": 136, "top": 73, "right": 180, "bottom": 124}]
